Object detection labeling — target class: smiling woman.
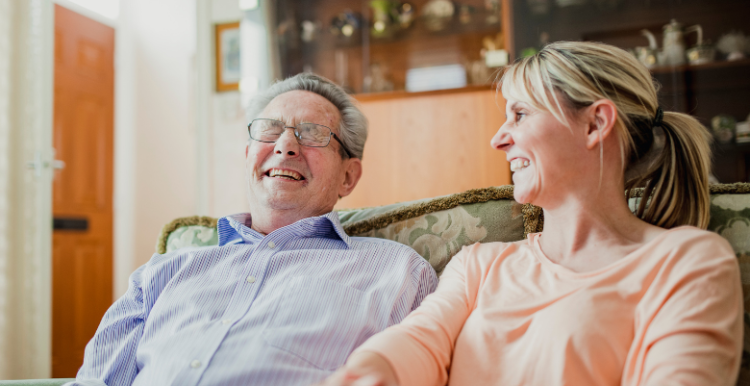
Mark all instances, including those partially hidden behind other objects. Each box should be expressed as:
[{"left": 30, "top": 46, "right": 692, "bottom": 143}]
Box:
[
  {"left": 319, "top": 41, "right": 742, "bottom": 386},
  {"left": 499, "top": 42, "right": 712, "bottom": 229}
]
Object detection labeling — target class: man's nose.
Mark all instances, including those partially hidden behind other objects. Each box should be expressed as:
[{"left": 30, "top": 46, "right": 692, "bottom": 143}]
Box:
[
  {"left": 274, "top": 128, "right": 301, "bottom": 157},
  {"left": 490, "top": 124, "right": 514, "bottom": 151}
]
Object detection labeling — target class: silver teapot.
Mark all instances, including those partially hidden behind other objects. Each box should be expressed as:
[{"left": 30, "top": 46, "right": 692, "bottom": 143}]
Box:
[{"left": 661, "top": 19, "right": 686, "bottom": 66}]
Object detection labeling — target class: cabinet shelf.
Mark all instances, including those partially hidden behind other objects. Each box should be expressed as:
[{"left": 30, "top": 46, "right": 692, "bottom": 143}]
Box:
[
  {"left": 275, "top": 0, "right": 505, "bottom": 94},
  {"left": 715, "top": 141, "right": 750, "bottom": 153},
  {"left": 650, "top": 58, "right": 750, "bottom": 74},
  {"left": 301, "top": 19, "right": 502, "bottom": 51},
  {"left": 354, "top": 83, "right": 496, "bottom": 102}
]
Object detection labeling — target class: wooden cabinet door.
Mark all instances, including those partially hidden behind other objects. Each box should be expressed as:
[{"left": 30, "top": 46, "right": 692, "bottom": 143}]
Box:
[
  {"left": 339, "top": 88, "right": 511, "bottom": 209},
  {"left": 52, "top": 4, "right": 114, "bottom": 377}
]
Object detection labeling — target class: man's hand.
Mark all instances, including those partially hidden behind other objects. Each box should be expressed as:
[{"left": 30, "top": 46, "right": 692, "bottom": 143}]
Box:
[{"left": 313, "top": 352, "right": 398, "bottom": 386}]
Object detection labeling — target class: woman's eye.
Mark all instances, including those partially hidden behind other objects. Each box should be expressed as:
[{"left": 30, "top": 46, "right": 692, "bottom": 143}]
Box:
[{"left": 515, "top": 112, "right": 526, "bottom": 122}]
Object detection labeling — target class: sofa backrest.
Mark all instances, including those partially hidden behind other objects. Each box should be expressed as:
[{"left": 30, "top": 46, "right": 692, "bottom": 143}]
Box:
[
  {"left": 156, "top": 183, "right": 750, "bottom": 384},
  {"left": 156, "top": 184, "right": 750, "bottom": 267}
]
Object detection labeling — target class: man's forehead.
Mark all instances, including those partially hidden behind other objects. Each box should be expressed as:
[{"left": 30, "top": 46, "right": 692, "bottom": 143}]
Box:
[{"left": 261, "top": 90, "right": 340, "bottom": 128}]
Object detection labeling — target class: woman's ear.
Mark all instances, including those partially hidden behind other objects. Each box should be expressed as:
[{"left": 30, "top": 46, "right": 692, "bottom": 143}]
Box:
[{"left": 584, "top": 99, "right": 618, "bottom": 150}]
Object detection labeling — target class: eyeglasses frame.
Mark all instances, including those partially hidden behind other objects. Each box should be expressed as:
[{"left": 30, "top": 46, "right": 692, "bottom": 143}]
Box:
[{"left": 248, "top": 118, "right": 353, "bottom": 159}]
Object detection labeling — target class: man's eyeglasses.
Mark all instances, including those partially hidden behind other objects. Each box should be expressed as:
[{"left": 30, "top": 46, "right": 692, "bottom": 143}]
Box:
[{"left": 248, "top": 118, "right": 353, "bottom": 158}]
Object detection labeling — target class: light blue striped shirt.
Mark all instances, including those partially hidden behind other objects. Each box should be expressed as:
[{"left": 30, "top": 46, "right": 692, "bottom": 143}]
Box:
[{"left": 68, "top": 212, "right": 438, "bottom": 386}]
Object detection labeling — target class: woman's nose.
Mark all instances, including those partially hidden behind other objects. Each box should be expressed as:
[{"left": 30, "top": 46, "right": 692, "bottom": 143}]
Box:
[
  {"left": 490, "top": 124, "right": 513, "bottom": 151},
  {"left": 274, "top": 128, "right": 301, "bottom": 156}
]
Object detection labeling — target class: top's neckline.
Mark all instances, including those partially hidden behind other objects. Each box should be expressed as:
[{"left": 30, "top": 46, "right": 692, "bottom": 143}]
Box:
[{"left": 527, "top": 226, "right": 689, "bottom": 278}]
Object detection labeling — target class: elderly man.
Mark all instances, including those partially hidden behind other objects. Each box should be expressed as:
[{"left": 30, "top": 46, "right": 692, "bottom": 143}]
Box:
[{"left": 67, "top": 74, "right": 437, "bottom": 386}]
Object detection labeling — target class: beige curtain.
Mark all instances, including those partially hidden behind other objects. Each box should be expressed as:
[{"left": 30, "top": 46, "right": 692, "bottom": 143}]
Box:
[{"left": 0, "top": 0, "right": 54, "bottom": 379}]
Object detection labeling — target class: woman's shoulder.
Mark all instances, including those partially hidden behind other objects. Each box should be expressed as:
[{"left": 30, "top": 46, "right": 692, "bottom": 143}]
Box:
[
  {"left": 650, "top": 225, "right": 737, "bottom": 270},
  {"left": 458, "top": 238, "right": 532, "bottom": 255},
  {"left": 658, "top": 226, "right": 733, "bottom": 252},
  {"left": 448, "top": 238, "right": 533, "bottom": 270}
]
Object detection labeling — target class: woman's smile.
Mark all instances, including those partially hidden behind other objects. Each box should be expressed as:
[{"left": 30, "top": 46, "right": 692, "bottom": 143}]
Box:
[{"left": 510, "top": 158, "right": 530, "bottom": 172}]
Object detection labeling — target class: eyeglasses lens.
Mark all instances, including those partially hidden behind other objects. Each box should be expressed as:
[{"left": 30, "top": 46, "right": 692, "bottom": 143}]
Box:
[
  {"left": 296, "top": 123, "right": 330, "bottom": 147},
  {"left": 251, "top": 120, "right": 283, "bottom": 142},
  {"left": 250, "top": 120, "right": 331, "bottom": 147}
]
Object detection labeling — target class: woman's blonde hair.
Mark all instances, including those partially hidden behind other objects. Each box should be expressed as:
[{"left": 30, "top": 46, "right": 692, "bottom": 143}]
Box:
[{"left": 500, "top": 41, "right": 712, "bottom": 229}]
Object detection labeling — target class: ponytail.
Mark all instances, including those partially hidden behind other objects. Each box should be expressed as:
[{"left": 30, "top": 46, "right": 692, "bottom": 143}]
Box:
[{"left": 625, "top": 112, "right": 712, "bottom": 229}]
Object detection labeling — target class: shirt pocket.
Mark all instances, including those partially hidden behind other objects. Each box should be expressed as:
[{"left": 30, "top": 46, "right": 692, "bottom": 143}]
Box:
[{"left": 262, "top": 275, "right": 369, "bottom": 371}]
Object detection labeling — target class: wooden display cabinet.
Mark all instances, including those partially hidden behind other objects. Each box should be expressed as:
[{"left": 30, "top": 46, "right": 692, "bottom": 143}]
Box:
[
  {"left": 271, "top": 0, "right": 515, "bottom": 208},
  {"left": 509, "top": 0, "right": 750, "bottom": 183},
  {"left": 273, "top": 0, "right": 509, "bottom": 94},
  {"left": 270, "top": 0, "right": 750, "bottom": 209}
]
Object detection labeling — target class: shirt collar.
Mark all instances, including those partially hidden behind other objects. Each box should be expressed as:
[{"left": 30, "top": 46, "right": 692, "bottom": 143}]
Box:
[{"left": 217, "top": 211, "right": 351, "bottom": 248}]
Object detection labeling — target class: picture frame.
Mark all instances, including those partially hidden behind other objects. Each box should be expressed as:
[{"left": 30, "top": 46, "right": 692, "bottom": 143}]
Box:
[{"left": 215, "top": 21, "right": 241, "bottom": 92}]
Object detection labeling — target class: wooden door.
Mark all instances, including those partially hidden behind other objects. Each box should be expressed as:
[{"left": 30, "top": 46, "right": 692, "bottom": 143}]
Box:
[{"left": 52, "top": 4, "right": 114, "bottom": 377}]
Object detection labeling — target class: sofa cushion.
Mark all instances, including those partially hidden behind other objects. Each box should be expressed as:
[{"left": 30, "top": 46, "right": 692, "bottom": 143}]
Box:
[
  {"left": 703, "top": 184, "right": 750, "bottom": 383},
  {"left": 157, "top": 216, "right": 218, "bottom": 254},
  {"left": 339, "top": 186, "right": 536, "bottom": 273},
  {"left": 157, "top": 186, "right": 538, "bottom": 274}
]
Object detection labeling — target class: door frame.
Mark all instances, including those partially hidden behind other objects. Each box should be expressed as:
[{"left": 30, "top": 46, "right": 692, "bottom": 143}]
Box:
[{"left": 2, "top": 0, "right": 55, "bottom": 378}]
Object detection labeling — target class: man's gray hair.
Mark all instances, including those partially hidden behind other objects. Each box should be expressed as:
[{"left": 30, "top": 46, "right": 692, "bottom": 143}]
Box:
[{"left": 247, "top": 73, "right": 368, "bottom": 160}]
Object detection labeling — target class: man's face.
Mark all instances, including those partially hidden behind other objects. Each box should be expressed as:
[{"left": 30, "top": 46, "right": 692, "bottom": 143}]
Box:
[{"left": 245, "top": 90, "right": 362, "bottom": 221}]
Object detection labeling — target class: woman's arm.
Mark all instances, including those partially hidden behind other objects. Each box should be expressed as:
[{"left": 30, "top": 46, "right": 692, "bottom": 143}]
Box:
[
  {"left": 633, "top": 234, "right": 743, "bottom": 386},
  {"left": 316, "top": 351, "right": 398, "bottom": 386}
]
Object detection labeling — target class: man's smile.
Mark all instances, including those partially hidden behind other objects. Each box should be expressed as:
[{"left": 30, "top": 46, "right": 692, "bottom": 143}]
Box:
[{"left": 264, "top": 168, "right": 306, "bottom": 181}]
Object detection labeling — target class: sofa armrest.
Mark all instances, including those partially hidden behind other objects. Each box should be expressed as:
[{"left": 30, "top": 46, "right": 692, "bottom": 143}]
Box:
[{"left": 0, "top": 380, "right": 75, "bottom": 386}]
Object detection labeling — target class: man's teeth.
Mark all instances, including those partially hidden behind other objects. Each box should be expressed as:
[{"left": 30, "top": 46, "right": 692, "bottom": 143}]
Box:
[
  {"left": 269, "top": 168, "right": 302, "bottom": 180},
  {"left": 510, "top": 159, "right": 530, "bottom": 172}
]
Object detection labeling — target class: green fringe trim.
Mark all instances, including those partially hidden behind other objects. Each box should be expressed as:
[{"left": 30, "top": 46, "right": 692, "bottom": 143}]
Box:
[
  {"left": 628, "top": 182, "right": 750, "bottom": 197},
  {"left": 156, "top": 216, "right": 218, "bottom": 254},
  {"left": 154, "top": 182, "right": 750, "bottom": 252},
  {"left": 341, "top": 185, "right": 517, "bottom": 236}
]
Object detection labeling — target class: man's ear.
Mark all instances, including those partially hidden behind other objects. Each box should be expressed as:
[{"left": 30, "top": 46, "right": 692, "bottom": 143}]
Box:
[
  {"left": 584, "top": 99, "right": 618, "bottom": 150},
  {"left": 338, "top": 158, "right": 363, "bottom": 199}
]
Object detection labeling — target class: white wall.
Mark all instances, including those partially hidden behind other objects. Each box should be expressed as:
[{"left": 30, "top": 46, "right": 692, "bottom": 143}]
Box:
[
  {"left": 115, "top": 0, "right": 254, "bottom": 296},
  {"left": 208, "top": 92, "right": 248, "bottom": 217},
  {"left": 114, "top": 0, "right": 198, "bottom": 295},
  {"left": 204, "top": 0, "right": 249, "bottom": 218}
]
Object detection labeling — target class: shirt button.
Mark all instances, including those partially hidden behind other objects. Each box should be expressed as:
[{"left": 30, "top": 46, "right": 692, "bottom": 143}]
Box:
[
  {"left": 190, "top": 360, "right": 202, "bottom": 368},
  {"left": 222, "top": 319, "right": 232, "bottom": 325},
  {"left": 246, "top": 275, "right": 256, "bottom": 283},
  {"left": 267, "top": 241, "right": 276, "bottom": 249}
]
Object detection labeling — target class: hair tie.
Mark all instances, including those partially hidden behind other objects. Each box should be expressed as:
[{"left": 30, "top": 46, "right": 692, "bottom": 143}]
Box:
[{"left": 653, "top": 107, "right": 664, "bottom": 128}]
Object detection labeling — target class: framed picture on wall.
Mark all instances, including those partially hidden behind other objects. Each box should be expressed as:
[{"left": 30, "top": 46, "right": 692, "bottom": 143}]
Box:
[{"left": 215, "top": 21, "right": 241, "bottom": 92}]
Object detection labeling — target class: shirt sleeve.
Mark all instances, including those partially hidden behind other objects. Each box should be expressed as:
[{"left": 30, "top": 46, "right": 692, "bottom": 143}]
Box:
[
  {"left": 410, "top": 256, "right": 439, "bottom": 312},
  {"left": 385, "top": 250, "right": 439, "bottom": 327},
  {"left": 635, "top": 233, "right": 743, "bottom": 386},
  {"left": 354, "top": 244, "right": 484, "bottom": 386},
  {"left": 64, "top": 264, "right": 148, "bottom": 386}
]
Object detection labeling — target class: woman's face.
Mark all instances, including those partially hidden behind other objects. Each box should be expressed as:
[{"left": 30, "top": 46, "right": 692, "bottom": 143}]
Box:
[{"left": 491, "top": 98, "right": 590, "bottom": 206}]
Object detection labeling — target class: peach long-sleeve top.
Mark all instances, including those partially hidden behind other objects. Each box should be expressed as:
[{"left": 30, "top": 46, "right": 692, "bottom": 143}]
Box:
[{"left": 355, "top": 227, "right": 743, "bottom": 386}]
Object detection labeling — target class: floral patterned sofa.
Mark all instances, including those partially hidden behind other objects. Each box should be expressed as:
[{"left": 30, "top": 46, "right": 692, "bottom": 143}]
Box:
[
  {"left": 4, "top": 183, "right": 749, "bottom": 386},
  {"left": 158, "top": 183, "right": 750, "bottom": 385}
]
